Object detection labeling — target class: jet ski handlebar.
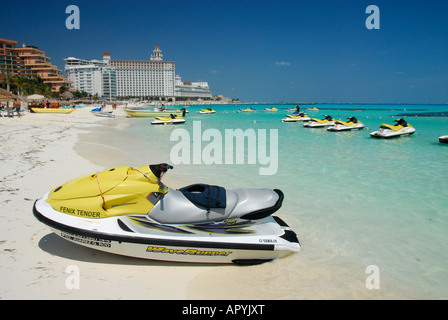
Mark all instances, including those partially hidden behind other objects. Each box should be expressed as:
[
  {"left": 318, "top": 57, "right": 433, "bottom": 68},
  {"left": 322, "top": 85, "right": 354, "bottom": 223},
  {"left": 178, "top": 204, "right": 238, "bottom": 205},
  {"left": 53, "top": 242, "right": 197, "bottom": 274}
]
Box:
[{"left": 150, "top": 163, "right": 173, "bottom": 179}]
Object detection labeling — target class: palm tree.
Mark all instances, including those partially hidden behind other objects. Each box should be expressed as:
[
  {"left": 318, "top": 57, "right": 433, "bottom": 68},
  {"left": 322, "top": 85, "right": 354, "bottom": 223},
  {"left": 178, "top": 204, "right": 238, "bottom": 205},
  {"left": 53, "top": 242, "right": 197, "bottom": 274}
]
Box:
[
  {"left": 59, "top": 85, "right": 68, "bottom": 95},
  {"left": 0, "top": 70, "right": 17, "bottom": 92},
  {"left": 12, "top": 76, "right": 28, "bottom": 96}
]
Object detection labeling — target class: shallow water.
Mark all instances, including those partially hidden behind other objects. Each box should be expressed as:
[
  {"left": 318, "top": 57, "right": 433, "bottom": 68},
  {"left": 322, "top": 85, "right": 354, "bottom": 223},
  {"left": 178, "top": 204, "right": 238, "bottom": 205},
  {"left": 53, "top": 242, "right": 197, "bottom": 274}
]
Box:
[{"left": 83, "top": 103, "right": 448, "bottom": 299}]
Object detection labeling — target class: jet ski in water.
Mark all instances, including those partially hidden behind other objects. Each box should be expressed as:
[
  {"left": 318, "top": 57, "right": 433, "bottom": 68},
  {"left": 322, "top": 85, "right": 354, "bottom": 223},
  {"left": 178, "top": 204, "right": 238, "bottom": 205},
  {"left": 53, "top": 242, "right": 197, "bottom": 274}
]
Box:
[
  {"left": 151, "top": 114, "right": 185, "bottom": 125},
  {"left": 281, "top": 112, "right": 310, "bottom": 122},
  {"left": 370, "top": 118, "right": 416, "bottom": 139},
  {"left": 33, "top": 164, "right": 300, "bottom": 265},
  {"left": 198, "top": 108, "right": 216, "bottom": 114},
  {"left": 303, "top": 115, "right": 335, "bottom": 128},
  {"left": 327, "top": 117, "right": 365, "bottom": 131},
  {"left": 439, "top": 135, "right": 448, "bottom": 144}
]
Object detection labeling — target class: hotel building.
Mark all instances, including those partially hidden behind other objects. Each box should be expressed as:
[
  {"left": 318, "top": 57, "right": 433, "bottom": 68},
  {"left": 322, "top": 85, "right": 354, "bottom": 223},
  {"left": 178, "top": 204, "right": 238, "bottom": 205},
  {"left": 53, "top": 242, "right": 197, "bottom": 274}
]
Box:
[
  {"left": 64, "top": 53, "right": 117, "bottom": 99},
  {"left": 175, "top": 75, "right": 212, "bottom": 98},
  {"left": 0, "top": 38, "right": 19, "bottom": 74},
  {"left": 111, "top": 45, "right": 175, "bottom": 98},
  {"left": 0, "top": 38, "right": 71, "bottom": 91},
  {"left": 64, "top": 45, "right": 212, "bottom": 100}
]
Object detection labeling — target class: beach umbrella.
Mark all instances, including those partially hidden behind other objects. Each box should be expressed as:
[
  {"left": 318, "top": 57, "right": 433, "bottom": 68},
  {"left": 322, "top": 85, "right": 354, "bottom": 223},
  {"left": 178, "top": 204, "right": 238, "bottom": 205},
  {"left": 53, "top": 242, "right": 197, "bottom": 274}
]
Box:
[
  {"left": 0, "top": 88, "right": 17, "bottom": 100},
  {"left": 62, "top": 91, "right": 74, "bottom": 99},
  {"left": 27, "top": 94, "right": 45, "bottom": 101}
]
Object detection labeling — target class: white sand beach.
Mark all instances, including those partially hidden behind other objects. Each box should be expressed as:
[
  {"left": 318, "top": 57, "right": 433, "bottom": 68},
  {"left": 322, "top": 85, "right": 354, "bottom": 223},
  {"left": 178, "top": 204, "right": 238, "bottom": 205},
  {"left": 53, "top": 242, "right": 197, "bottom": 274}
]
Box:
[{"left": 0, "top": 106, "right": 216, "bottom": 299}]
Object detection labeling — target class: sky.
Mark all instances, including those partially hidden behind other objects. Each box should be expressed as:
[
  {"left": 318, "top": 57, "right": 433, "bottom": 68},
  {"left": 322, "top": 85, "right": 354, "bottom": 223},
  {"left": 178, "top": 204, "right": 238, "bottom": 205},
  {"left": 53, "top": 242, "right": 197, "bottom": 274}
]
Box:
[{"left": 2, "top": 0, "right": 448, "bottom": 104}]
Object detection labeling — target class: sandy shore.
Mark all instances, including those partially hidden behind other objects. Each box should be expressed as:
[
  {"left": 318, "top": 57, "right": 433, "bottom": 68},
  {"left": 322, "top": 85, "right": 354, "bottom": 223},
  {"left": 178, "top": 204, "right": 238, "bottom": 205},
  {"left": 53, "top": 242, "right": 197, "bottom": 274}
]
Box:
[{"left": 0, "top": 107, "right": 215, "bottom": 300}]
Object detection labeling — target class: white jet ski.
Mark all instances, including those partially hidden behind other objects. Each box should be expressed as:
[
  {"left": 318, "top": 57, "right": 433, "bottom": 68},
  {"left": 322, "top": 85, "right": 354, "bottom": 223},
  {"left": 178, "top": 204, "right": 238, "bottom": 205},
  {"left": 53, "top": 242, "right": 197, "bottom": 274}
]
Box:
[
  {"left": 370, "top": 118, "right": 416, "bottom": 138},
  {"left": 327, "top": 117, "right": 365, "bottom": 131},
  {"left": 151, "top": 114, "right": 186, "bottom": 125},
  {"left": 91, "top": 107, "right": 115, "bottom": 118},
  {"left": 33, "top": 164, "right": 300, "bottom": 265}
]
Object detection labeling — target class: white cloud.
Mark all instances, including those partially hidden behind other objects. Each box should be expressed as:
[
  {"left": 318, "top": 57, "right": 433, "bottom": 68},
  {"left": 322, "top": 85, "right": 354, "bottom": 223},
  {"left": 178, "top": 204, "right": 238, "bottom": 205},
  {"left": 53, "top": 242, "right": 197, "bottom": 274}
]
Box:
[{"left": 275, "top": 61, "right": 291, "bottom": 66}]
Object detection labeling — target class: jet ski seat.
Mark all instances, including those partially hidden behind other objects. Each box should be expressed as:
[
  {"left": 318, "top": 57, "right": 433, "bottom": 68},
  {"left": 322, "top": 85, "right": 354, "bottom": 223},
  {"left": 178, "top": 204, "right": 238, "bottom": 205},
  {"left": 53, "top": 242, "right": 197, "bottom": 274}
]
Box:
[
  {"left": 179, "top": 184, "right": 227, "bottom": 210},
  {"left": 147, "top": 185, "right": 284, "bottom": 224}
]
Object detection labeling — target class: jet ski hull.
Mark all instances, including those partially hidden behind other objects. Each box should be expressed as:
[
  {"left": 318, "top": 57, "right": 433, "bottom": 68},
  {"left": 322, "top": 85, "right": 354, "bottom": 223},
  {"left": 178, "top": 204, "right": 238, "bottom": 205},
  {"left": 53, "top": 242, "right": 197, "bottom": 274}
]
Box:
[
  {"left": 327, "top": 124, "right": 365, "bottom": 131},
  {"left": 370, "top": 127, "right": 416, "bottom": 138},
  {"left": 281, "top": 116, "right": 310, "bottom": 122},
  {"left": 91, "top": 111, "right": 115, "bottom": 118},
  {"left": 151, "top": 118, "right": 185, "bottom": 125},
  {"left": 33, "top": 192, "right": 300, "bottom": 264},
  {"left": 303, "top": 120, "right": 334, "bottom": 127},
  {"left": 438, "top": 135, "right": 448, "bottom": 143}
]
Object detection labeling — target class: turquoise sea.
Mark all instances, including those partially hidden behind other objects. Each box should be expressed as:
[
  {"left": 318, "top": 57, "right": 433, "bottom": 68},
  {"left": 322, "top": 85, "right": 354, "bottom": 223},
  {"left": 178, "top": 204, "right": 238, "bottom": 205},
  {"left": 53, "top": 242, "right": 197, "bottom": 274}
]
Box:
[{"left": 97, "top": 103, "right": 448, "bottom": 298}]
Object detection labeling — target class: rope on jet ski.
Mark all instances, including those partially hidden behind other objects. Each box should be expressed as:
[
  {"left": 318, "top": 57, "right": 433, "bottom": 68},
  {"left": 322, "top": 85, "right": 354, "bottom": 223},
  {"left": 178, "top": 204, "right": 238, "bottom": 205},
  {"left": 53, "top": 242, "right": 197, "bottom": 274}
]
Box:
[
  {"left": 130, "top": 167, "right": 159, "bottom": 183},
  {"left": 95, "top": 172, "right": 106, "bottom": 208}
]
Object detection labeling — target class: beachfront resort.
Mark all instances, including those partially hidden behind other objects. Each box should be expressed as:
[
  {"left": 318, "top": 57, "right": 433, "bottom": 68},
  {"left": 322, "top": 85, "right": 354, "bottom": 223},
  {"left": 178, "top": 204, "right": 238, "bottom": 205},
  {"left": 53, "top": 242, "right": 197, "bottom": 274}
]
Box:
[{"left": 2, "top": 37, "right": 216, "bottom": 105}]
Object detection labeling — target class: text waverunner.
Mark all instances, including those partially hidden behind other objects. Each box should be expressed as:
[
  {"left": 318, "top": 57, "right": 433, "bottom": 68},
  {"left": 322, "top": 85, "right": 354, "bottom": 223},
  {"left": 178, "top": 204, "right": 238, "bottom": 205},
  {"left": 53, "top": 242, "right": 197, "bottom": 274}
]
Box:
[
  {"left": 33, "top": 164, "right": 300, "bottom": 265},
  {"left": 370, "top": 118, "right": 416, "bottom": 138},
  {"left": 327, "top": 117, "right": 365, "bottom": 131}
]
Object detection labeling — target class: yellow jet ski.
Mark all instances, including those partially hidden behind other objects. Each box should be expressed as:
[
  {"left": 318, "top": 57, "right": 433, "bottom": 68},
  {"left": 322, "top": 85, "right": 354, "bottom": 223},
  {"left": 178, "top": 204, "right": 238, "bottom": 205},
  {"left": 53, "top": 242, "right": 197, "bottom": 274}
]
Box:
[
  {"left": 327, "top": 117, "right": 365, "bottom": 131},
  {"left": 281, "top": 112, "right": 311, "bottom": 122},
  {"left": 303, "top": 115, "right": 335, "bottom": 127},
  {"left": 33, "top": 164, "right": 300, "bottom": 265},
  {"left": 370, "top": 118, "right": 416, "bottom": 138},
  {"left": 238, "top": 107, "right": 256, "bottom": 112},
  {"left": 198, "top": 108, "right": 216, "bottom": 114},
  {"left": 151, "top": 114, "right": 186, "bottom": 125}
]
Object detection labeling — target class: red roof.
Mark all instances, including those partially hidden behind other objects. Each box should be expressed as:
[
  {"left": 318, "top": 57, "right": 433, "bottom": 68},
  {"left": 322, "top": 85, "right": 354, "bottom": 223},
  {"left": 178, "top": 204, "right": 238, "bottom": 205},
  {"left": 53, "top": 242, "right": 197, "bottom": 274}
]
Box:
[{"left": 103, "top": 51, "right": 111, "bottom": 56}]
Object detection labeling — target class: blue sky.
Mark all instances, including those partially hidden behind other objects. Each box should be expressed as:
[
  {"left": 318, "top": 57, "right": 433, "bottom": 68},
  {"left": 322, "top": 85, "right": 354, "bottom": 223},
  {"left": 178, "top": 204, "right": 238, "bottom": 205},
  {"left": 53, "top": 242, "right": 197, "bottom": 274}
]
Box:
[{"left": 2, "top": 0, "right": 447, "bottom": 103}]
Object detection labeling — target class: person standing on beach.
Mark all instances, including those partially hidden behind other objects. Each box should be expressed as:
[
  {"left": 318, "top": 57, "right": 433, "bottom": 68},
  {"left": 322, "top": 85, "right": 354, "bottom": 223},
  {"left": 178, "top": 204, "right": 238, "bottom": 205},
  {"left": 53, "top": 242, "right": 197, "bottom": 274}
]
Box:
[{"left": 14, "top": 99, "right": 21, "bottom": 117}]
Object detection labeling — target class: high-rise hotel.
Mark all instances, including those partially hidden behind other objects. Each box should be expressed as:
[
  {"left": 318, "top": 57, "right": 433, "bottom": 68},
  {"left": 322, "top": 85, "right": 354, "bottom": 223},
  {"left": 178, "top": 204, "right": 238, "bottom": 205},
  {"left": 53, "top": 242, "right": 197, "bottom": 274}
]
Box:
[
  {"left": 64, "top": 46, "right": 211, "bottom": 100},
  {"left": 111, "top": 45, "right": 175, "bottom": 98},
  {"left": 64, "top": 53, "right": 116, "bottom": 99},
  {"left": 1, "top": 38, "right": 71, "bottom": 92}
]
